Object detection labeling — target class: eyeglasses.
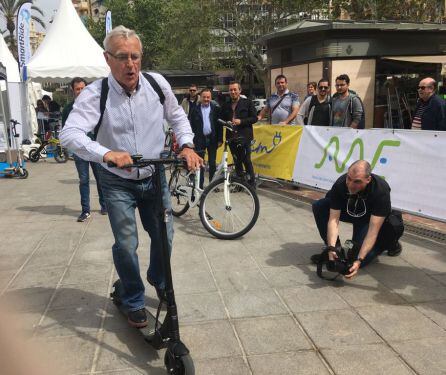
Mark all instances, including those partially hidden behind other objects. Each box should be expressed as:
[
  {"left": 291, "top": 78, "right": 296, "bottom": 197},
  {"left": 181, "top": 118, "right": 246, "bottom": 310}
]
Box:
[
  {"left": 346, "top": 194, "right": 367, "bottom": 218},
  {"left": 417, "top": 86, "right": 432, "bottom": 90},
  {"left": 106, "top": 51, "right": 142, "bottom": 62},
  {"left": 335, "top": 83, "right": 346, "bottom": 87},
  {"left": 318, "top": 86, "right": 329, "bottom": 91}
]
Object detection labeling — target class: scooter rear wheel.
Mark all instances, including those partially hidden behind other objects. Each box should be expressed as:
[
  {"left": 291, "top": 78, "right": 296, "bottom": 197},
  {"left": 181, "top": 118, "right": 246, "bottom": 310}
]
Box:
[
  {"left": 54, "top": 148, "right": 68, "bottom": 163},
  {"left": 17, "top": 168, "right": 28, "bottom": 179},
  {"left": 164, "top": 351, "right": 194, "bottom": 375}
]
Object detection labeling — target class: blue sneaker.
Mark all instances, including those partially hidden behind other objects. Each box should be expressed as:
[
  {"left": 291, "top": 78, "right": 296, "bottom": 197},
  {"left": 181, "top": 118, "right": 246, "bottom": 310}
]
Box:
[{"left": 77, "top": 211, "right": 91, "bottom": 222}]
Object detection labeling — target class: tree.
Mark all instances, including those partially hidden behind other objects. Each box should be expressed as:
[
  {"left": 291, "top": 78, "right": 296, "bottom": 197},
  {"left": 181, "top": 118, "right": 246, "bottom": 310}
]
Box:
[
  {"left": 207, "top": 0, "right": 327, "bottom": 93},
  {"left": 0, "top": 0, "right": 45, "bottom": 56},
  {"left": 330, "top": 0, "right": 445, "bottom": 22}
]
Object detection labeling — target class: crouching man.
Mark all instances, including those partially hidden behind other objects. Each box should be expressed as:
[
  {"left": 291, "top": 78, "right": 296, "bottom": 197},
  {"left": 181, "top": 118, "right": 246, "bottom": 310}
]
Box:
[{"left": 311, "top": 160, "right": 404, "bottom": 279}]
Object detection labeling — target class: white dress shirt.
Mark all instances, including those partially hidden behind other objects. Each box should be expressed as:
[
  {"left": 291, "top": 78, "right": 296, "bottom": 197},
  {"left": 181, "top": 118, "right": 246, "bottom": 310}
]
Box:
[{"left": 60, "top": 72, "right": 194, "bottom": 180}]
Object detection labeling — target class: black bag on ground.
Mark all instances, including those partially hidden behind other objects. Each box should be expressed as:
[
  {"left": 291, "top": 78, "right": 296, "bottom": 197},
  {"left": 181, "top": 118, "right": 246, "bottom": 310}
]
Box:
[{"left": 375, "top": 210, "right": 404, "bottom": 251}]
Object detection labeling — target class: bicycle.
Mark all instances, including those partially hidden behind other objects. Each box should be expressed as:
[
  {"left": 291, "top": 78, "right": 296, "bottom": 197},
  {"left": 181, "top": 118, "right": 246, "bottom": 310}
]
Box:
[
  {"left": 169, "top": 120, "right": 260, "bottom": 240},
  {"left": 28, "top": 126, "right": 68, "bottom": 163}
]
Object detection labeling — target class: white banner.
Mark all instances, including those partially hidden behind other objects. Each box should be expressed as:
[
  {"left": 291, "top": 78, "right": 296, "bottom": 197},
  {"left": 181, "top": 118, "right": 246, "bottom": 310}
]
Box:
[
  {"left": 105, "top": 10, "right": 112, "bottom": 34},
  {"left": 17, "top": 2, "right": 32, "bottom": 75},
  {"left": 293, "top": 126, "right": 446, "bottom": 221}
]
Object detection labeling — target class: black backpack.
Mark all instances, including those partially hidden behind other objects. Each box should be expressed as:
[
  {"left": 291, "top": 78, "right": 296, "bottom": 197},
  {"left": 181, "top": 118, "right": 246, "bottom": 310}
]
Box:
[{"left": 92, "top": 72, "right": 165, "bottom": 140}]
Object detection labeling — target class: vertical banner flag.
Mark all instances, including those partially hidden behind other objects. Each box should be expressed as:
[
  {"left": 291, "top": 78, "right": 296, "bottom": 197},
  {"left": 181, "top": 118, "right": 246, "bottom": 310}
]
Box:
[
  {"left": 17, "top": 2, "right": 32, "bottom": 80},
  {"left": 105, "top": 10, "right": 112, "bottom": 34}
]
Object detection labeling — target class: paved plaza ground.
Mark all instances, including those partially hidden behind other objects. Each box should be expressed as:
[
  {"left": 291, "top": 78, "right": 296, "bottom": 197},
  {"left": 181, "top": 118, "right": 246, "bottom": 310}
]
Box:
[{"left": 0, "top": 159, "right": 446, "bottom": 374}]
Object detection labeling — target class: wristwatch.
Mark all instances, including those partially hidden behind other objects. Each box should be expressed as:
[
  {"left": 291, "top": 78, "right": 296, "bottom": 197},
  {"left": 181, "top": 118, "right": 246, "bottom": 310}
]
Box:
[
  {"left": 180, "top": 142, "right": 195, "bottom": 151},
  {"left": 356, "top": 256, "right": 364, "bottom": 263}
]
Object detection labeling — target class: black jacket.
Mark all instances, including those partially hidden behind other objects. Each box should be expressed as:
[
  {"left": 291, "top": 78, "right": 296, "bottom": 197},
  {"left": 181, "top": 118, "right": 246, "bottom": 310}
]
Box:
[
  {"left": 417, "top": 94, "right": 446, "bottom": 131},
  {"left": 221, "top": 97, "right": 257, "bottom": 141},
  {"left": 189, "top": 102, "right": 222, "bottom": 150}
]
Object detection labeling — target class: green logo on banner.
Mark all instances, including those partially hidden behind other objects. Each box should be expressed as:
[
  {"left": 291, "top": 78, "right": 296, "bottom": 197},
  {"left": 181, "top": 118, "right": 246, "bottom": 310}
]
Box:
[{"left": 314, "top": 137, "right": 400, "bottom": 172}]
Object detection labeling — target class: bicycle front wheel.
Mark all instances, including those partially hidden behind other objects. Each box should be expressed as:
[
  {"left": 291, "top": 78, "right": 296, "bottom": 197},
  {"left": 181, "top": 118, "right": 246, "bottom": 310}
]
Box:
[
  {"left": 168, "top": 167, "right": 190, "bottom": 217},
  {"left": 199, "top": 176, "right": 259, "bottom": 239}
]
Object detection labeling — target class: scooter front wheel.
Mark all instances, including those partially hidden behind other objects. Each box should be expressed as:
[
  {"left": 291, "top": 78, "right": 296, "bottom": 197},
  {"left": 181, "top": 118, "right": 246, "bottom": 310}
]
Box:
[
  {"left": 54, "top": 148, "right": 68, "bottom": 163},
  {"left": 164, "top": 351, "right": 194, "bottom": 375},
  {"left": 28, "top": 149, "right": 40, "bottom": 162},
  {"left": 17, "top": 168, "right": 28, "bottom": 179}
]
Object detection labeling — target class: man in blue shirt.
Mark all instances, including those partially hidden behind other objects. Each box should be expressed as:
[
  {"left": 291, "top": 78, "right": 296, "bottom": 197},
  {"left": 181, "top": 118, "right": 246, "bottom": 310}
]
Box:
[
  {"left": 257, "top": 74, "right": 300, "bottom": 125},
  {"left": 61, "top": 26, "right": 202, "bottom": 328},
  {"left": 189, "top": 88, "right": 222, "bottom": 188}
]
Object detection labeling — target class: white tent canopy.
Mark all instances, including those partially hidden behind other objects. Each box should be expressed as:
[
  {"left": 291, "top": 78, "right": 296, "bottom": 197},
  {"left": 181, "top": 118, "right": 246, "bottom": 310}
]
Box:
[
  {"left": 0, "top": 34, "right": 20, "bottom": 82},
  {"left": 26, "top": 0, "right": 110, "bottom": 82}
]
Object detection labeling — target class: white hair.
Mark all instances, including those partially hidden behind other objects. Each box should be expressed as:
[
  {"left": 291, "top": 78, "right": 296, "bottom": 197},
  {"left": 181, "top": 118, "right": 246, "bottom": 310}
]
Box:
[{"left": 103, "top": 25, "right": 142, "bottom": 52}]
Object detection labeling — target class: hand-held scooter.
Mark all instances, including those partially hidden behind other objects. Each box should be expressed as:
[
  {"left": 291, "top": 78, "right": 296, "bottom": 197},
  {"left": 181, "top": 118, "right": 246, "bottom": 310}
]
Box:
[{"left": 109, "top": 154, "right": 194, "bottom": 375}]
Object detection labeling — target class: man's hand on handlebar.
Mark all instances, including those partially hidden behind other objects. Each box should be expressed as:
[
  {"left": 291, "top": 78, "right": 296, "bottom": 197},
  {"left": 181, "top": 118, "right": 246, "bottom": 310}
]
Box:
[
  {"left": 103, "top": 151, "right": 133, "bottom": 170},
  {"left": 178, "top": 148, "right": 204, "bottom": 171}
]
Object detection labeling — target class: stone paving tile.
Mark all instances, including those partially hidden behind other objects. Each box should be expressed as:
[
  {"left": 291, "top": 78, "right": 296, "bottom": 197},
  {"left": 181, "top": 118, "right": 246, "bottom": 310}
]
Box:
[
  {"left": 50, "top": 283, "right": 110, "bottom": 311},
  {"left": 367, "top": 263, "right": 446, "bottom": 303},
  {"left": 205, "top": 246, "right": 259, "bottom": 271},
  {"left": 415, "top": 301, "right": 446, "bottom": 330},
  {"left": 431, "top": 272, "right": 446, "bottom": 286},
  {"left": 248, "top": 351, "right": 330, "bottom": 375},
  {"left": 172, "top": 270, "right": 217, "bottom": 295},
  {"left": 398, "top": 241, "right": 446, "bottom": 274},
  {"left": 193, "top": 356, "right": 250, "bottom": 375},
  {"left": 261, "top": 265, "right": 320, "bottom": 287},
  {"left": 234, "top": 316, "right": 312, "bottom": 355},
  {"left": 279, "top": 285, "right": 350, "bottom": 313},
  {"left": 297, "top": 309, "right": 383, "bottom": 348},
  {"left": 179, "top": 320, "right": 242, "bottom": 360},
  {"left": 34, "top": 306, "right": 103, "bottom": 338},
  {"left": 8, "top": 265, "right": 66, "bottom": 290},
  {"left": 94, "top": 328, "right": 165, "bottom": 373},
  {"left": 321, "top": 343, "right": 413, "bottom": 375},
  {"left": 174, "top": 292, "right": 227, "bottom": 323},
  {"left": 0, "top": 269, "right": 15, "bottom": 290},
  {"left": 1, "top": 286, "right": 54, "bottom": 312},
  {"left": 30, "top": 334, "right": 97, "bottom": 374},
  {"left": 213, "top": 268, "right": 270, "bottom": 292},
  {"left": 61, "top": 262, "right": 114, "bottom": 286},
  {"left": 331, "top": 273, "right": 407, "bottom": 307},
  {"left": 222, "top": 289, "right": 287, "bottom": 318},
  {"left": 357, "top": 304, "right": 446, "bottom": 342},
  {"left": 392, "top": 337, "right": 446, "bottom": 375},
  {"left": 71, "top": 246, "right": 114, "bottom": 265}
]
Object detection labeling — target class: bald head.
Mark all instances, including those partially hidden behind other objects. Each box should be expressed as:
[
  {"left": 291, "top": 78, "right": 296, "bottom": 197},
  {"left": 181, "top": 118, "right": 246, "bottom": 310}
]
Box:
[
  {"left": 346, "top": 160, "right": 372, "bottom": 194},
  {"left": 418, "top": 77, "right": 436, "bottom": 102}
]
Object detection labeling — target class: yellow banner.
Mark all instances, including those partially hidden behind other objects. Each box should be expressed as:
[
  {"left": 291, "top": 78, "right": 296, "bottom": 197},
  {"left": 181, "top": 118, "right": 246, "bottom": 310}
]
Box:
[
  {"left": 215, "top": 125, "right": 303, "bottom": 181},
  {"left": 251, "top": 125, "right": 303, "bottom": 180}
]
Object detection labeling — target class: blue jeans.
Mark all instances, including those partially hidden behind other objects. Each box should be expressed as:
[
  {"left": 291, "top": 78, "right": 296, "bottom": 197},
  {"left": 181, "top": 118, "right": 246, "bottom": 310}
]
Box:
[
  {"left": 312, "top": 197, "right": 384, "bottom": 267},
  {"left": 97, "top": 166, "right": 173, "bottom": 312},
  {"left": 73, "top": 154, "right": 105, "bottom": 213}
]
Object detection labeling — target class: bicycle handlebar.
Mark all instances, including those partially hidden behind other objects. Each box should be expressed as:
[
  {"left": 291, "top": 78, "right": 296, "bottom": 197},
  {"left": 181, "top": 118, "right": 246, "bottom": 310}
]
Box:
[{"left": 217, "top": 119, "right": 235, "bottom": 131}]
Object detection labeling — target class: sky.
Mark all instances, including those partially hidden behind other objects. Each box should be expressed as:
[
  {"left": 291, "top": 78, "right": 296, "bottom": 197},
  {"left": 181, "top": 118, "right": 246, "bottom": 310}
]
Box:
[{"left": 34, "top": 0, "right": 61, "bottom": 32}]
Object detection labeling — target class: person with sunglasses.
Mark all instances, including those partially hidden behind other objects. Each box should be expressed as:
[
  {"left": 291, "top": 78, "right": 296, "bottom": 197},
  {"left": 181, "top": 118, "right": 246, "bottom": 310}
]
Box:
[
  {"left": 181, "top": 83, "right": 200, "bottom": 120},
  {"left": 310, "top": 160, "right": 403, "bottom": 279},
  {"left": 296, "top": 78, "right": 331, "bottom": 126},
  {"left": 411, "top": 77, "right": 446, "bottom": 131}
]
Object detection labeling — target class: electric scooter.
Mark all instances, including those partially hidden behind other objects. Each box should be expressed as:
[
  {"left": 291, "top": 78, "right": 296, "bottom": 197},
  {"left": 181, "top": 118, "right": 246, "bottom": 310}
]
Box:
[
  {"left": 0, "top": 119, "right": 28, "bottom": 179},
  {"left": 109, "top": 154, "right": 194, "bottom": 375}
]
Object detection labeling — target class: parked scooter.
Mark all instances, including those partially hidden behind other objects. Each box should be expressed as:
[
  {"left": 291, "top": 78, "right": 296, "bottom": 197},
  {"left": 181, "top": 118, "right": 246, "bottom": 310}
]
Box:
[{"left": 0, "top": 119, "right": 28, "bottom": 179}]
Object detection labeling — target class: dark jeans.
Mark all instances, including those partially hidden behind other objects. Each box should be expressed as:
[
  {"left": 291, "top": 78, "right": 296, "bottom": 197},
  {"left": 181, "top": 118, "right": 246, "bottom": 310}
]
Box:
[
  {"left": 97, "top": 166, "right": 173, "bottom": 312},
  {"left": 197, "top": 139, "right": 217, "bottom": 188},
  {"left": 312, "top": 197, "right": 385, "bottom": 267},
  {"left": 229, "top": 138, "right": 255, "bottom": 184},
  {"left": 73, "top": 154, "right": 105, "bottom": 213}
]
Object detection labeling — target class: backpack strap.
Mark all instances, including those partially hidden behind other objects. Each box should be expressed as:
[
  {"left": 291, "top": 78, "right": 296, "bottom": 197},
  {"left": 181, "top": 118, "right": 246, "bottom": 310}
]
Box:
[
  {"left": 92, "top": 77, "right": 109, "bottom": 141},
  {"left": 142, "top": 72, "right": 165, "bottom": 105},
  {"left": 92, "top": 73, "right": 165, "bottom": 140}
]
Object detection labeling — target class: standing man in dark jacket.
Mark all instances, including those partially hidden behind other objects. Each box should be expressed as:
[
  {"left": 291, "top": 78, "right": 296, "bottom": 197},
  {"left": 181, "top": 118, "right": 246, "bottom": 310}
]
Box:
[
  {"left": 412, "top": 77, "right": 446, "bottom": 131},
  {"left": 221, "top": 81, "right": 257, "bottom": 186},
  {"left": 189, "top": 88, "right": 222, "bottom": 188}
]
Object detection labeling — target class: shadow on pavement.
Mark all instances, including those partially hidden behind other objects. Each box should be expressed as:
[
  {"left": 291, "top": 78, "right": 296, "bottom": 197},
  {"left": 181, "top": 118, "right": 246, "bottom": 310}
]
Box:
[
  {"left": 2, "top": 286, "right": 166, "bottom": 374},
  {"left": 16, "top": 205, "right": 79, "bottom": 217}
]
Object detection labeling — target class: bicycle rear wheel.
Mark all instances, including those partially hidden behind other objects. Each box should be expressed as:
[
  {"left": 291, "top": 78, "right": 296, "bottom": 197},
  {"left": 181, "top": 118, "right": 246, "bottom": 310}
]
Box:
[
  {"left": 168, "top": 167, "right": 190, "bottom": 217},
  {"left": 199, "top": 176, "right": 259, "bottom": 239}
]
